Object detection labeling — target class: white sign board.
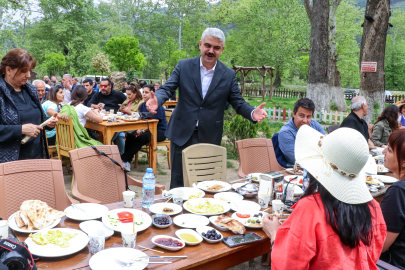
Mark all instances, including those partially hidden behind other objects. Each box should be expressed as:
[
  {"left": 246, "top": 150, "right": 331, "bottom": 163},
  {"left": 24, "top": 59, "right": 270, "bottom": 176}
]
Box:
[{"left": 361, "top": 62, "right": 377, "bottom": 72}]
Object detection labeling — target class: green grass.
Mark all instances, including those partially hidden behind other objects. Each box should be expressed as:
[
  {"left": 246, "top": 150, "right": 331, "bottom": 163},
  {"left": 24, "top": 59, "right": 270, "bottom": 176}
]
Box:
[
  {"left": 137, "top": 159, "right": 149, "bottom": 165},
  {"left": 158, "top": 170, "right": 167, "bottom": 175},
  {"left": 226, "top": 161, "right": 234, "bottom": 168},
  {"left": 245, "top": 96, "right": 299, "bottom": 110}
]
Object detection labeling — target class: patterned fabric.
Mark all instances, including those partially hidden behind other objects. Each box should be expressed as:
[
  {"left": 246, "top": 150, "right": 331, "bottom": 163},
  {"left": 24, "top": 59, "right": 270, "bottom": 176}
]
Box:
[{"left": 0, "top": 76, "right": 49, "bottom": 163}]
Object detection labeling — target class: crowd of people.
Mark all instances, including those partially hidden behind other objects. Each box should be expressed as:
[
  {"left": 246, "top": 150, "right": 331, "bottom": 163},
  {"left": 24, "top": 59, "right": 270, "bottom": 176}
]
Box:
[{"left": 2, "top": 27, "right": 405, "bottom": 269}]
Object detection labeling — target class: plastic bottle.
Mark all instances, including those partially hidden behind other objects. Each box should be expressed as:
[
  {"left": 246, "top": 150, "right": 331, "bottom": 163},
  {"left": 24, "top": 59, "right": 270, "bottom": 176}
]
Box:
[{"left": 142, "top": 168, "right": 155, "bottom": 208}]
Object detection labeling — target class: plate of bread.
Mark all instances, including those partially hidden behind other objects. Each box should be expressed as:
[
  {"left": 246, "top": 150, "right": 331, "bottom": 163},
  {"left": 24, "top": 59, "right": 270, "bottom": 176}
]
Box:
[{"left": 9, "top": 200, "right": 65, "bottom": 233}]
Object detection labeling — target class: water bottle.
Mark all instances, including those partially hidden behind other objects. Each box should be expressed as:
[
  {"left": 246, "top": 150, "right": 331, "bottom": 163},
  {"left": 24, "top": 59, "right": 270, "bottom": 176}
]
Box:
[
  {"left": 302, "top": 169, "right": 310, "bottom": 192},
  {"left": 142, "top": 168, "right": 155, "bottom": 208}
]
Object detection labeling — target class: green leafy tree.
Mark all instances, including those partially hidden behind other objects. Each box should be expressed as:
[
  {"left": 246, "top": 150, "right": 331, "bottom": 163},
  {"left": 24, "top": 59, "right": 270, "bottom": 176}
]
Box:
[
  {"left": 158, "top": 37, "right": 188, "bottom": 79},
  {"left": 92, "top": 53, "right": 111, "bottom": 76},
  {"left": 43, "top": 52, "right": 66, "bottom": 76},
  {"left": 103, "top": 35, "right": 146, "bottom": 72}
]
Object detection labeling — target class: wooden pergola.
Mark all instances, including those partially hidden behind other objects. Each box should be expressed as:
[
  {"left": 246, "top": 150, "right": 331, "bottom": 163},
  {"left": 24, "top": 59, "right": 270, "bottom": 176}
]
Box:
[{"left": 232, "top": 65, "right": 275, "bottom": 101}]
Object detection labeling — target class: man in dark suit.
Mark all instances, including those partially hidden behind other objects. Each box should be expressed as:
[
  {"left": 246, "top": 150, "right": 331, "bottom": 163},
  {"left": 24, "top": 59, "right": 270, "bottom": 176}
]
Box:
[{"left": 147, "top": 28, "right": 267, "bottom": 188}]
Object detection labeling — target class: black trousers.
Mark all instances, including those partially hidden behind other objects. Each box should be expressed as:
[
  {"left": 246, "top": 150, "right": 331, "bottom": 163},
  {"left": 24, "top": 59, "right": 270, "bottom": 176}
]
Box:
[
  {"left": 170, "top": 129, "right": 199, "bottom": 189},
  {"left": 86, "top": 128, "right": 99, "bottom": 141},
  {"left": 47, "top": 135, "right": 56, "bottom": 146},
  {"left": 121, "top": 130, "right": 166, "bottom": 163}
]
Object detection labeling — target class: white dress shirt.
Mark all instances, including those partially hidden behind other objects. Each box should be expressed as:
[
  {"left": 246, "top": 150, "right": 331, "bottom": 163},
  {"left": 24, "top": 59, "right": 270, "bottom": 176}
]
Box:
[{"left": 62, "top": 88, "right": 72, "bottom": 104}]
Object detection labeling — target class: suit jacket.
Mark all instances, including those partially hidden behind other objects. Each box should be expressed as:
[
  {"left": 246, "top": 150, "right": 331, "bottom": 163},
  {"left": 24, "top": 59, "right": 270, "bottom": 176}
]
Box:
[{"left": 155, "top": 56, "right": 255, "bottom": 146}]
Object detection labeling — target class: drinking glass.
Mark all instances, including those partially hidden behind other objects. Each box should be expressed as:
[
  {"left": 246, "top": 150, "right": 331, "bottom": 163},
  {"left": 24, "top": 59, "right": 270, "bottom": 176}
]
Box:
[
  {"left": 172, "top": 190, "right": 184, "bottom": 206},
  {"left": 89, "top": 230, "right": 105, "bottom": 254},
  {"left": 121, "top": 224, "right": 137, "bottom": 248}
]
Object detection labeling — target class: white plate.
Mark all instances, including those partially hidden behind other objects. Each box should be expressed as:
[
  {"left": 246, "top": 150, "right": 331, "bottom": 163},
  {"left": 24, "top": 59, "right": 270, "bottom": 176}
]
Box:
[
  {"left": 173, "top": 214, "right": 209, "bottom": 229},
  {"left": 197, "top": 181, "right": 232, "bottom": 193},
  {"left": 284, "top": 175, "right": 304, "bottom": 187},
  {"left": 293, "top": 185, "right": 304, "bottom": 196},
  {"left": 89, "top": 247, "right": 149, "bottom": 270},
  {"left": 8, "top": 212, "right": 61, "bottom": 233},
  {"left": 175, "top": 229, "right": 203, "bottom": 245},
  {"left": 377, "top": 165, "right": 390, "bottom": 173},
  {"left": 168, "top": 187, "right": 205, "bottom": 200},
  {"left": 25, "top": 228, "right": 89, "bottom": 257},
  {"left": 183, "top": 198, "right": 231, "bottom": 216},
  {"left": 232, "top": 182, "right": 249, "bottom": 190},
  {"left": 102, "top": 209, "right": 152, "bottom": 232},
  {"left": 230, "top": 200, "right": 261, "bottom": 213},
  {"left": 79, "top": 220, "right": 114, "bottom": 239},
  {"left": 247, "top": 173, "right": 271, "bottom": 183},
  {"left": 64, "top": 203, "right": 109, "bottom": 221},
  {"left": 148, "top": 203, "right": 182, "bottom": 216},
  {"left": 376, "top": 175, "right": 398, "bottom": 184},
  {"left": 196, "top": 225, "right": 223, "bottom": 243},
  {"left": 214, "top": 192, "right": 244, "bottom": 203},
  {"left": 231, "top": 211, "right": 269, "bottom": 228},
  {"left": 151, "top": 235, "right": 185, "bottom": 251},
  {"left": 208, "top": 216, "right": 229, "bottom": 231}
]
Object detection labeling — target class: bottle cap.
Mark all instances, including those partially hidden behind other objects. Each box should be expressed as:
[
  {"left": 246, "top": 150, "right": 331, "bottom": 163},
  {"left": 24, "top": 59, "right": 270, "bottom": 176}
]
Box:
[{"left": 146, "top": 168, "right": 153, "bottom": 173}]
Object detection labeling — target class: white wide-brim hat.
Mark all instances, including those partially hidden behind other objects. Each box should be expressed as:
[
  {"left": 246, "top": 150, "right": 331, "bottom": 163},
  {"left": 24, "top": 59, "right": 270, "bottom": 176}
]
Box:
[{"left": 295, "top": 125, "right": 373, "bottom": 204}]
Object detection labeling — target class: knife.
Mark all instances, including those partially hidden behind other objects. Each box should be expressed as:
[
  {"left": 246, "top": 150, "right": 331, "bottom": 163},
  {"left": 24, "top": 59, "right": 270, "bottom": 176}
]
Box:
[{"left": 138, "top": 256, "right": 187, "bottom": 259}]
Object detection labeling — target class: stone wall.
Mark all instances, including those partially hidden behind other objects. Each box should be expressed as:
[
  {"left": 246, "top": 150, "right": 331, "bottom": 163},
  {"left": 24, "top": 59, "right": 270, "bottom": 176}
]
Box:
[{"left": 110, "top": 71, "right": 126, "bottom": 91}]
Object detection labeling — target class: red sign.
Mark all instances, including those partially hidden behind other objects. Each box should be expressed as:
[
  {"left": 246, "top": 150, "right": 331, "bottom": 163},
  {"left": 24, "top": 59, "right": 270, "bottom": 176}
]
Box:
[{"left": 361, "top": 62, "right": 377, "bottom": 72}]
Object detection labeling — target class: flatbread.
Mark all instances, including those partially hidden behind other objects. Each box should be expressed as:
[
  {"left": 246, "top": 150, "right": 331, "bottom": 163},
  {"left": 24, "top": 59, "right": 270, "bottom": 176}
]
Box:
[
  {"left": 215, "top": 215, "right": 246, "bottom": 234},
  {"left": 20, "top": 200, "right": 65, "bottom": 230},
  {"left": 14, "top": 211, "right": 25, "bottom": 228}
]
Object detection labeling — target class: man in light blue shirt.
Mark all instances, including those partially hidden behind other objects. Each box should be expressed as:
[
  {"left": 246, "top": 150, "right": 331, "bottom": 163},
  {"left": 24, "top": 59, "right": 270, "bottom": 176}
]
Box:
[{"left": 278, "top": 97, "right": 325, "bottom": 165}]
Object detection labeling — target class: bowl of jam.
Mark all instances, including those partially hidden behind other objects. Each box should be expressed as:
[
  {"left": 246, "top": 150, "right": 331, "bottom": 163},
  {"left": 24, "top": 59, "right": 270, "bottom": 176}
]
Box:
[{"left": 151, "top": 235, "right": 185, "bottom": 251}]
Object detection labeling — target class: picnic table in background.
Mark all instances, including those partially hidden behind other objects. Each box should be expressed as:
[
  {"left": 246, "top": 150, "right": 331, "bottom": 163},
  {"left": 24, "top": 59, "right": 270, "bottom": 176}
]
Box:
[
  {"left": 85, "top": 119, "right": 159, "bottom": 174},
  {"left": 163, "top": 100, "right": 177, "bottom": 107}
]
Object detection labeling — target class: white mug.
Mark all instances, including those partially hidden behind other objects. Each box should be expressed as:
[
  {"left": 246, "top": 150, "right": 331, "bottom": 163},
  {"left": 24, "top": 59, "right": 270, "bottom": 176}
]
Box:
[
  {"left": 258, "top": 192, "right": 271, "bottom": 208},
  {"left": 272, "top": 200, "right": 284, "bottom": 215},
  {"left": 121, "top": 224, "right": 137, "bottom": 248},
  {"left": 89, "top": 230, "right": 105, "bottom": 254}
]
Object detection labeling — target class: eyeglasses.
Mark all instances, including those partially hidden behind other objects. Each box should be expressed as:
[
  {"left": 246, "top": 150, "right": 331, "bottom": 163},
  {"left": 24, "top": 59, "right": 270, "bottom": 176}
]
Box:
[{"left": 99, "top": 85, "right": 109, "bottom": 88}]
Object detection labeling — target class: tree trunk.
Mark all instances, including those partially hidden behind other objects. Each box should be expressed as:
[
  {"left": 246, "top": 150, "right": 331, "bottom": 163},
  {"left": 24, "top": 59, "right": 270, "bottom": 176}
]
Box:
[
  {"left": 359, "top": 0, "right": 390, "bottom": 123},
  {"left": 305, "top": 0, "right": 330, "bottom": 111},
  {"left": 274, "top": 68, "right": 281, "bottom": 88},
  {"left": 329, "top": 0, "right": 347, "bottom": 111}
]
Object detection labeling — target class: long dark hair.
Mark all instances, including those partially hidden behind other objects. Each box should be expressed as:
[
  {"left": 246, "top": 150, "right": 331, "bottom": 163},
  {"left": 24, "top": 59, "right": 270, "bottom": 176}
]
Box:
[
  {"left": 374, "top": 105, "right": 399, "bottom": 131},
  {"left": 302, "top": 173, "right": 374, "bottom": 248},
  {"left": 126, "top": 85, "right": 142, "bottom": 101},
  {"left": 388, "top": 130, "right": 405, "bottom": 177},
  {"left": 46, "top": 85, "right": 63, "bottom": 104},
  {"left": 70, "top": 85, "right": 87, "bottom": 107}
]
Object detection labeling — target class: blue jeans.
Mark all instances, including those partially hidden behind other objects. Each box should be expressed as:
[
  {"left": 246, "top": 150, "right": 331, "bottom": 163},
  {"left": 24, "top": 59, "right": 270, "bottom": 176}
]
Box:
[{"left": 112, "top": 132, "right": 125, "bottom": 155}]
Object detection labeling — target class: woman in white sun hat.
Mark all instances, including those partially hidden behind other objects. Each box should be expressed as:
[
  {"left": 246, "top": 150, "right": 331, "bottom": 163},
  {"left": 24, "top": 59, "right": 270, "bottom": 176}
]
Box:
[{"left": 262, "top": 125, "right": 387, "bottom": 270}]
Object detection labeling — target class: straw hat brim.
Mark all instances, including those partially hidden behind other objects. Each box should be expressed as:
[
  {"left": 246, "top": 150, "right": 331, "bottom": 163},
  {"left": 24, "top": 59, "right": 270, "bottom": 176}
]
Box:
[{"left": 295, "top": 126, "right": 373, "bottom": 205}]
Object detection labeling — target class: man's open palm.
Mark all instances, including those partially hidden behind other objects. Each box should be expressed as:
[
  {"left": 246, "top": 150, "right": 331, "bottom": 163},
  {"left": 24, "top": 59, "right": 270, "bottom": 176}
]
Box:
[
  {"left": 253, "top": 102, "right": 268, "bottom": 123},
  {"left": 146, "top": 91, "right": 158, "bottom": 114}
]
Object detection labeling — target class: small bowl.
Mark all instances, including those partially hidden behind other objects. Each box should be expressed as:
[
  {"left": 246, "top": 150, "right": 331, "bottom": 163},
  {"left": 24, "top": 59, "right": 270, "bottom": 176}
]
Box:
[
  {"left": 152, "top": 214, "right": 172, "bottom": 229},
  {"left": 151, "top": 235, "right": 185, "bottom": 251},
  {"left": 196, "top": 225, "right": 223, "bottom": 244},
  {"left": 208, "top": 216, "right": 229, "bottom": 231},
  {"left": 175, "top": 229, "right": 203, "bottom": 246}
]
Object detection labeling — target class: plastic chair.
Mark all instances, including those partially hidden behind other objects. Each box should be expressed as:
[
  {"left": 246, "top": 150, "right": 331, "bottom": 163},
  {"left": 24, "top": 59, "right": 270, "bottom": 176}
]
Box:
[
  {"left": 69, "top": 145, "right": 165, "bottom": 204},
  {"left": 0, "top": 159, "right": 75, "bottom": 219},
  {"left": 134, "top": 110, "right": 172, "bottom": 169},
  {"left": 236, "top": 138, "right": 284, "bottom": 179},
  {"left": 326, "top": 125, "right": 340, "bottom": 134},
  {"left": 182, "top": 144, "right": 227, "bottom": 187},
  {"left": 55, "top": 117, "right": 75, "bottom": 174}
]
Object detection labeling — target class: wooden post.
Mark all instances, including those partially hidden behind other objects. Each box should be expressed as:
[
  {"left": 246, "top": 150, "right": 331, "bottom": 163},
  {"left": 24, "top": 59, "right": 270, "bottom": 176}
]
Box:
[
  {"left": 334, "top": 111, "right": 338, "bottom": 124},
  {"left": 273, "top": 107, "right": 276, "bottom": 120},
  {"left": 287, "top": 108, "right": 292, "bottom": 120},
  {"left": 277, "top": 108, "right": 281, "bottom": 120},
  {"left": 283, "top": 108, "right": 286, "bottom": 121},
  {"left": 268, "top": 107, "right": 272, "bottom": 119}
]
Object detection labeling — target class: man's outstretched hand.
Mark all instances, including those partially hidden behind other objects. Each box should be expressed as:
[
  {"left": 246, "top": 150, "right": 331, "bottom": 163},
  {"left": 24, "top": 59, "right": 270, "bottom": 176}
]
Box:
[
  {"left": 146, "top": 91, "right": 158, "bottom": 114},
  {"left": 253, "top": 102, "right": 268, "bottom": 123}
]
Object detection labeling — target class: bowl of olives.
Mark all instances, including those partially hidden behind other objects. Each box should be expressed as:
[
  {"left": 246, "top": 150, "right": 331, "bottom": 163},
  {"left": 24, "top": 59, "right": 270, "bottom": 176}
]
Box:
[
  {"left": 152, "top": 214, "right": 172, "bottom": 228},
  {"left": 196, "top": 225, "right": 223, "bottom": 244}
]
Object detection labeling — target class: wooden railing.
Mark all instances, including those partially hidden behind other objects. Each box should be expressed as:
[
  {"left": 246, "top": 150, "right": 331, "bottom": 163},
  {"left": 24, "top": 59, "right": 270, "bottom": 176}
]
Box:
[
  {"left": 243, "top": 87, "right": 307, "bottom": 98},
  {"left": 264, "top": 107, "right": 346, "bottom": 124}
]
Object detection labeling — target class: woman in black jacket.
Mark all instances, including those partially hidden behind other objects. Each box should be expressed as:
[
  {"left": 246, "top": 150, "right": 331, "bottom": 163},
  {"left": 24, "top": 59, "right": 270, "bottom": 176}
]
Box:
[{"left": 0, "top": 49, "right": 57, "bottom": 163}]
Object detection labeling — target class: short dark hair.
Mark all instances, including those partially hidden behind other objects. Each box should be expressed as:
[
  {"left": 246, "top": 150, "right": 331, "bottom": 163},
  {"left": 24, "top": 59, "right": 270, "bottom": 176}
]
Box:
[
  {"left": 0, "top": 48, "right": 36, "bottom": 77},
  {"left": 293, "top": 97, "right": 316, "bottom": 114},
  {"left": 143, "top": 84, "right": 155, "bottom": 92},
  {"left": 100, "top": 78, "right": 111, "bottom": 85},
  {"left": 44, "top": 78, "right": 50, "bottom": 84},
  {"left": 83, "top": 78, "right": 93, "bottom": 85},
  {"left": 140, "top": 80, "right": 146, "bottom": 88}
]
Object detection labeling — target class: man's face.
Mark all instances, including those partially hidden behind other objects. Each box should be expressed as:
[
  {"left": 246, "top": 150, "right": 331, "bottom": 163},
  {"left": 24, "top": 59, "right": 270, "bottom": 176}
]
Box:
[
  {"left": 35, "top": 82, "right": 46, "bottom": 99},
  {"left": 51, "top": 76, "right": 57, "bottom": 83},
  {"left": 62, "top": 76, "right": 71, "bottom": 89},
  {"left": 154, "top": 83, "right": 160, "bottom": 90},
  {"left": 73, "top": 78, "right": 78, "bottom": 84},
  {"left": 199, "top": 35, "right": 224, "bottom": 67},
  {"left": 44, "top": 76, "right": 49, "bottom": 81},
  {"left": 293, "top": 107, "right": 313, "bottom": 129},
  {"left": 83, "top": 82, "right": 93, "bottom": 94},
  {"left": 99, "top": 80, "right": 111, "bottom": 95},
  {"left": 362, "top": 102, "right": 369, "bottom": 116}
]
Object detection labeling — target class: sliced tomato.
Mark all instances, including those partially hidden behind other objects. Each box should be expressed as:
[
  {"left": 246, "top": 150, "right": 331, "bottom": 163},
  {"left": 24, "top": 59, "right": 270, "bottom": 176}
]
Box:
[
  {"left": 236, "top": 213, "right": 250, "bottom": 218},
  {"left": 299, "top": 179, "right": 303, "bottom": 184},
  {"left": 117, "top": 211, "right": 134, "bottom": 219}
]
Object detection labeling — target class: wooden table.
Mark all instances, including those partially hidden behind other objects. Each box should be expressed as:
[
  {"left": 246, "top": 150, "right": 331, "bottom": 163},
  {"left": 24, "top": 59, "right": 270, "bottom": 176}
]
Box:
[
  {"left": 12, "top": 193, "right": 272, "bottom": 270},
  {"left": 85, "top": 119, "right": 159, "bottom": 174},
  {"left": 163, "top": 100, "right": 177, "bottom": 107}
]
